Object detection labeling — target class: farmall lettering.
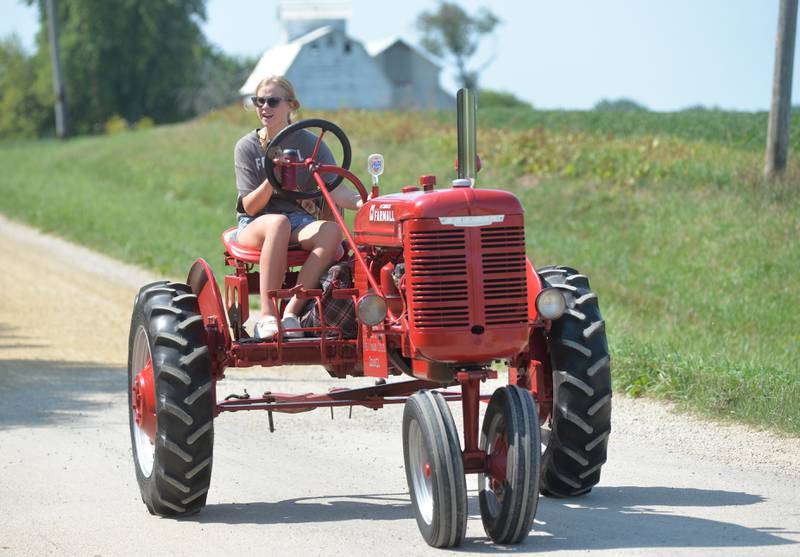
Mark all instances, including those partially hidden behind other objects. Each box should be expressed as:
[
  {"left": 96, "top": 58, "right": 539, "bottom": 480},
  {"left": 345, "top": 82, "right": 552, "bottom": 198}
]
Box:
[{"left": 369, "top": 203, "right": 395, "bottom": 223}]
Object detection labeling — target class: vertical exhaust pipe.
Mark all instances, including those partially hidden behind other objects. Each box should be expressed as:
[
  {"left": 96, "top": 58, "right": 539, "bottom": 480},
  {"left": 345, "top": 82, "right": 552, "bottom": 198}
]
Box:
[{"left": 456, "top": 88, "right": 477, "bottom": 186}]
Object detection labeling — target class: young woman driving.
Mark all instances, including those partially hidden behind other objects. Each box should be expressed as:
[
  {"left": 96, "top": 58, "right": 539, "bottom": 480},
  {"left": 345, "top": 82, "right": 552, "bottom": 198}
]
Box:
[{"left": 234, "top": 75, "right": 363, "bottom": 340}]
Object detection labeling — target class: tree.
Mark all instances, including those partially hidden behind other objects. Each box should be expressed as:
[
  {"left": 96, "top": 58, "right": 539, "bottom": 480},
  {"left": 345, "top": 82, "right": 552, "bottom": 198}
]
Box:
[
  {"left": 478, "top": 89, "right": 533, "bottom": 110},
  {"left": 593, "top": 98, "right": 649, "bottom": 112},
  {"left": 25, "top": 0, "right": 208, "bottom": 133},
  {"left": 0, "top": 35, "right": 52, "bottom": 138},
  {"left": 416, "top": 1, "right": 500, "bottom": 90},
  {"left": 187, "top": 46, "right": 256, "bottom": 117}
]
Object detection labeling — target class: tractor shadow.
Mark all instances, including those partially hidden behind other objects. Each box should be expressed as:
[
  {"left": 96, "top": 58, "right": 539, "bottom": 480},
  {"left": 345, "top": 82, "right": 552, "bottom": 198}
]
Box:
[
  {"left": 467, "top": 486, "right": 797, "bottom": 552},
  {"left": 0, "top": 358, "right": 124, "bottom": 429},
  {"left": 195, "top": 492, "right": 413, "bottom": 524},
  {"left": 194, "top": 486, "right": 796, "bottom": 551}
]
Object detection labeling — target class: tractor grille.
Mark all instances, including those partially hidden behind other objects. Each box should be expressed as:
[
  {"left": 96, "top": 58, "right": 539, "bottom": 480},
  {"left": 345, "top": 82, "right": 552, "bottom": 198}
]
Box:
[
  {"left": 406, "top": 222, "right": 528, "bottom": 330},
  {"left": 481, "top": 226, "right": 528, "bottom": 326},
  {"left": 409, "top": 229, "right": 469, "bottom": 329}
]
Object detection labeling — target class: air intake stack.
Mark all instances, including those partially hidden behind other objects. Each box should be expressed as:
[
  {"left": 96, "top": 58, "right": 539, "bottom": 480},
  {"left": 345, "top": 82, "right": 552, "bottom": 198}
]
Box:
[{"left": 456, "top": 88, "right": 478, "bottom": 187}]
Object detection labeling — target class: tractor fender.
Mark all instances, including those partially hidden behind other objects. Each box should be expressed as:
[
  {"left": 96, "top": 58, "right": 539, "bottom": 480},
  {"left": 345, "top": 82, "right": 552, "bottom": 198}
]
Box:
[
  {"left": 188, "top": 258, "right": 231, "bottom": 374},
  {"left": 525, "top": 256, "right": 544, "bottom": 324}
]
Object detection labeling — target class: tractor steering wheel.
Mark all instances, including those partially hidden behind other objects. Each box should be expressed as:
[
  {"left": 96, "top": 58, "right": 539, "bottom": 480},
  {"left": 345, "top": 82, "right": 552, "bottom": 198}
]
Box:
[{"left": 264, "top": 119, "right": 353, "bottom": 201}]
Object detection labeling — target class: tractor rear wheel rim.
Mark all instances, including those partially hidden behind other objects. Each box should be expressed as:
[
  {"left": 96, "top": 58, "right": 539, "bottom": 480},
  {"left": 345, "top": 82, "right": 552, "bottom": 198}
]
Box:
[
  {"left": 408, "top": 419, "right": 434, "bottom": 525},
  {"left": 131, "top": 325, "right": 155, "bottom": 478},
  {"left": 540, "top": 419, "right": 552, "bottom": 454}
]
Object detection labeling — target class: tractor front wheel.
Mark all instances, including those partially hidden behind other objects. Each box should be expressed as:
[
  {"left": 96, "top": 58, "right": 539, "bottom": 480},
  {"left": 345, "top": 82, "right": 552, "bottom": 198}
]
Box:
[
  {"left": 402, "top": 390, "right": 467, "bottom": 548},
  {"left": 479, "top": 385, "right": 541, "bottom": 544},
  {"left": 128, "top": 281, "right": 215, "bottom": 516}
]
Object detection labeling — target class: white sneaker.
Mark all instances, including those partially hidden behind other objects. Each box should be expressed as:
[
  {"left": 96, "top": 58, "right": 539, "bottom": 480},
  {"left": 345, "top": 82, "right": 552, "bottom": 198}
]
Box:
[
  {"left": 254, "top": 316, "right": 279, "bottom": 340},
  {"left": 281, "top": 314, "right": 305, "bottom": 339}
]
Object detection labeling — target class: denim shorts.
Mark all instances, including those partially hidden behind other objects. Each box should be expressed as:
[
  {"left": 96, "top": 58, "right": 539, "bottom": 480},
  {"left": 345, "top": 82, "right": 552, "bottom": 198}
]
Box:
[{"left": 237, "top": 211, "right": 315, "bottom": 237}]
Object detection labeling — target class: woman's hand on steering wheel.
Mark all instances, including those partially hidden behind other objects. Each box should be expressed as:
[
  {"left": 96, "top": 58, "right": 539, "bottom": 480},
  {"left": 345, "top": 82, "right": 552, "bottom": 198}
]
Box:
[{"left": 264, "top": 119, "right": 353, "bottom": 201}]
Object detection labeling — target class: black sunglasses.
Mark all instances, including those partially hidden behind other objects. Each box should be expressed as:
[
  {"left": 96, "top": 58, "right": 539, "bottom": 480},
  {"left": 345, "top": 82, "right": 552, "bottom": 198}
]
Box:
[{"left": 251, "top": 95, "right": 290, "bottom": 108}]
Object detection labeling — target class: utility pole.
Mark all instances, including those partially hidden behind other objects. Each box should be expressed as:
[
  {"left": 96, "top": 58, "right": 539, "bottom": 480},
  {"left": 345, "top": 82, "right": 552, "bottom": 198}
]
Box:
[
  {"left": 765, "top": 0, "right": 798, "bottom": 179},
  {"left": 45, "top": 0, "right": 70, "bottom": 138}
]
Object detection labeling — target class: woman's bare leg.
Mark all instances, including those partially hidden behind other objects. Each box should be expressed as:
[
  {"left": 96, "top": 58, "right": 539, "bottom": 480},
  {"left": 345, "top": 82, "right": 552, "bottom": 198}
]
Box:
[
  {"left": 284, "top": 220, "right": 343, "bottom": 316},
  {"left": 236, "top": 214, "right": 291, "bottom": 318}
]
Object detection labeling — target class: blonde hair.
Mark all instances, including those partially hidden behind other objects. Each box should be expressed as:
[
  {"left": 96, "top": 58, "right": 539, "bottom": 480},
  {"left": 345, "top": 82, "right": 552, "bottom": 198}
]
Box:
[{"left": 255, "top": 75, "right": 300, "bottom": 150}]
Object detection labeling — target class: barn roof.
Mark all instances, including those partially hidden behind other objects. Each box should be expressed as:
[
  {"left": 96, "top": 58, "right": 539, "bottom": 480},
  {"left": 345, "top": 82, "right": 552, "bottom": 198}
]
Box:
[
  {"left": 240, "top": 27, "right": 445, "bottom": 102},
  {"left": 239, "top": 26, "right": 339, "bottom": 95},
  {"left": 365, "top": 36, "right": 443, "bottom": 69}
]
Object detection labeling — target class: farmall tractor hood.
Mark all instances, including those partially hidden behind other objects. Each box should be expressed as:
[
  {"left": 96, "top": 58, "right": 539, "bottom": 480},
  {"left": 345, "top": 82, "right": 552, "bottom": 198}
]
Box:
[{"left": 354, "top": 185, "right": 524, "bottom": 246}]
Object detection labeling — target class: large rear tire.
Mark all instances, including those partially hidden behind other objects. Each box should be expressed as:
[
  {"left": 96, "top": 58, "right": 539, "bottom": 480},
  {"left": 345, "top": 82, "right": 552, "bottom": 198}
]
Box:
[
  {"left": 479, "top": 385, "right": 541, "bottom": 544},
  {"left": 402, "top": 390, "right": 467, "bottom": 548},
  {"left": 128, "top": 281, "right": 215, "bottom": 516},
  {"left": 537, "top": 266, "right": 612, "bottom": 497}
]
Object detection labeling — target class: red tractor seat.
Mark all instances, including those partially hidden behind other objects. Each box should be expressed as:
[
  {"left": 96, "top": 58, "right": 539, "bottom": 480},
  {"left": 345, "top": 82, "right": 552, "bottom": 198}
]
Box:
[
  {"left": 221, "top": 227, "right": 344, "bottom": 267},
  {"left": 222, "top": 227, "right": 311, "bottom": 267}
]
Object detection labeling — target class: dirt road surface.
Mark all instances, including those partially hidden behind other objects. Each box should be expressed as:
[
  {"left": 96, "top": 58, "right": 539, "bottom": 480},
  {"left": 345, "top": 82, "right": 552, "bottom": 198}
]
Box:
[{"left": 1, "top": 215, "right": 799, "bottom": 556}]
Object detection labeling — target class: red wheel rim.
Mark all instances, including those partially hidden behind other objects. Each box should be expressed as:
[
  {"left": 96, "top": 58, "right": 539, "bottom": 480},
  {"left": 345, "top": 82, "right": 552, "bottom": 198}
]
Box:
[
  {"left": 132, "top": 358, "right": 156, "bottom": 442},
  {"left": 487, "top": 432, "right": 509, "bottom": 495}
]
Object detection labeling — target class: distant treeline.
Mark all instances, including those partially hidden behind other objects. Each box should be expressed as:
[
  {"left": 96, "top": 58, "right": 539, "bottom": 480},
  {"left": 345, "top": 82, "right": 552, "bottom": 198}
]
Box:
[{"left": 0, "top": 0, "right": 253, "bottom": 138}]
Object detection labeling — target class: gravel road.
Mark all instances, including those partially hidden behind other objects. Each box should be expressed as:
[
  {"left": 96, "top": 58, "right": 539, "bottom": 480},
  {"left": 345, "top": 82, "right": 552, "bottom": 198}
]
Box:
[{"left": 1, "top": 215, "right": 798, "bottom": 556}]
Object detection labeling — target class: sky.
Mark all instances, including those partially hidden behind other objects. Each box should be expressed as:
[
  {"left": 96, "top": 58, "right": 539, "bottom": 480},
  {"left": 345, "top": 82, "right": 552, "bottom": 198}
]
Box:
[{"left": 2, "top": 0, "right": 798, "bottom": 111}]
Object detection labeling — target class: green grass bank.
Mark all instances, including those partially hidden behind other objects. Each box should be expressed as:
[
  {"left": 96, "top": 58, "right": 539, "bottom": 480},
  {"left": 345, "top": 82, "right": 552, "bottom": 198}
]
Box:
[{"left": 1, "top": 105, "right": 798, "bottom": 435}]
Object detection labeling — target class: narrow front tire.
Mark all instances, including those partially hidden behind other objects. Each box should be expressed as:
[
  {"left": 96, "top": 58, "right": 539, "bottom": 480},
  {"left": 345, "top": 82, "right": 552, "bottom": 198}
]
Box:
[
  {"left": 402, "top": 390, "right": 467, "bottom": 548},
  {"left": 479, "top": 385, "right": 541, "bottom": 544}
]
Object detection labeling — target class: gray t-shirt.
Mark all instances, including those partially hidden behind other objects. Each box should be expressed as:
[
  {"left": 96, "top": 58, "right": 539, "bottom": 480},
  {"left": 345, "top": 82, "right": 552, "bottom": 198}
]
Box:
[{"left": 234, "top": 128, "right": 335, "bottom": 218}]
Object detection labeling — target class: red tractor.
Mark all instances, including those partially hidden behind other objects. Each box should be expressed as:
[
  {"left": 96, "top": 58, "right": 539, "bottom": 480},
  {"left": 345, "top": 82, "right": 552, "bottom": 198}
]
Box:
[{"left": 127, "top": 90, "right": 611, "bottom": 547}]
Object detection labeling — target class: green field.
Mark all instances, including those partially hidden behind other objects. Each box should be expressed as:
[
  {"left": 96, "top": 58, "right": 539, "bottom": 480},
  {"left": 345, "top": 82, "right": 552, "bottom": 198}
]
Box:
[{"left": 1, "top": 105, "right": 798, "bottom": 435}]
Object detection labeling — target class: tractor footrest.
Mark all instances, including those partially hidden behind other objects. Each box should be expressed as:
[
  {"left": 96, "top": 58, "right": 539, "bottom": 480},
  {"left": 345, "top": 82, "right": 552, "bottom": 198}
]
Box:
[
  {"left": 237, "top": 330, "right": 344, "bottom": 344},
  {"left": 237, "top": 335, "right": 328, "bottom": 344},
  {"left": 231, "top": 337, "right": 359, "bottom": 368}
]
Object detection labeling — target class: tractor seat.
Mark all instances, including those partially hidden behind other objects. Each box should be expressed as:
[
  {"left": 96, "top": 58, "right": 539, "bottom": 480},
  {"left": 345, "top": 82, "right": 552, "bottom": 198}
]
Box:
[
  {"left": 222, "top": 227, "right": 311, "bottom": 267},
  {"left": 221, "top": 227, "right": 346, "bottom": 267}
]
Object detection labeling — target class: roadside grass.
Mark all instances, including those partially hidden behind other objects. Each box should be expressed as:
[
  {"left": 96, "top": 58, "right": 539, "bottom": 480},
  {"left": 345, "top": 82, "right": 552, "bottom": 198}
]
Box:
[
  {"left": 519, "top": 176, "right": 799, "bottom": 434},
  {"left": 1, "top": 105, "right": 798, "bottom": 434}
]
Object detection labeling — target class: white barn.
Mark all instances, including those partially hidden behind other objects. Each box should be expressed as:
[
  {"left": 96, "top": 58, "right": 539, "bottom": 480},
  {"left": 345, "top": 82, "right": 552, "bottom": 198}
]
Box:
[
  {"left": 366, "top": 37, "right": 453, "bottom": 110},
  {"left": 240, "top": 1, "right": 452, "bottom": 110}
]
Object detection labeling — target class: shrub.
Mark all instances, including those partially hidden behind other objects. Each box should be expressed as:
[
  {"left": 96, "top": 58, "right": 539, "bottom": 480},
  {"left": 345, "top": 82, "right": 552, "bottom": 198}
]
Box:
[
  {"left": 134, "top": 117, "right": 155, "bottom": 130},
  {"left": 105, "top": 115, "right": 129, "bottom": 135},
  {"left": 479, "top": 89, "right": 533, "bottom": 110}
]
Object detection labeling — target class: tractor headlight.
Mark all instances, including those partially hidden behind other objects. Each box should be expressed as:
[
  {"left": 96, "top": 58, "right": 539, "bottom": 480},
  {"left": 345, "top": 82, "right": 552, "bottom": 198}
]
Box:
[
  {"left": 357, "top": 293, "right": 387, "bottom": 326},
  {"left": 535, "top": 288, "right": 566, "bottom": 320}
]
